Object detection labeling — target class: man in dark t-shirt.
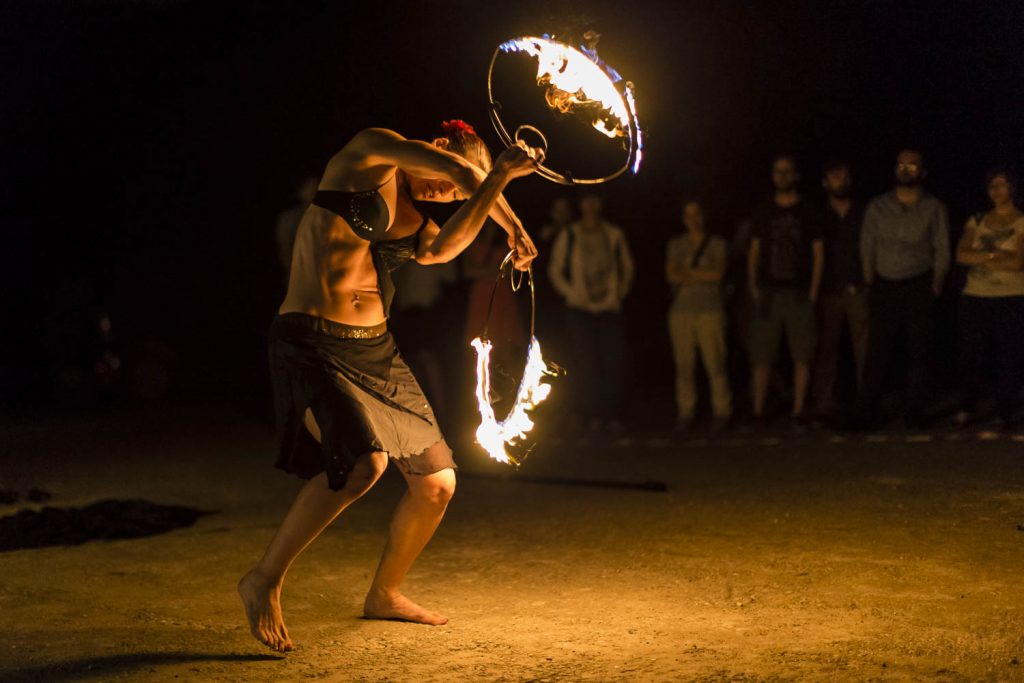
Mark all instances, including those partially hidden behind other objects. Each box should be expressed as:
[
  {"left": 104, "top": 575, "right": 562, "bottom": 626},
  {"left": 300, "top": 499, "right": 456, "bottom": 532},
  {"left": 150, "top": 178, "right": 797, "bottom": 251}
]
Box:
[
  {"left": 811, "top": 161, "right": 868, "bottom": 417},
  {"left": 747, "top": 155, "right": 825, "bottom": 422}
]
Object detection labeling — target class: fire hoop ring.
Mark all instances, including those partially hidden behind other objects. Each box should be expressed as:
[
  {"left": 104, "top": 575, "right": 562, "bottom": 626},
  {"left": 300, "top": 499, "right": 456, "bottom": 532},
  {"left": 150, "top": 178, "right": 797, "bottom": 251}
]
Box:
[
  {"left": 470, "top": 252, "right": 565, "bottom": 466},
  {"left": 487, "top": 34, "right": 643, "bottom": 186}
]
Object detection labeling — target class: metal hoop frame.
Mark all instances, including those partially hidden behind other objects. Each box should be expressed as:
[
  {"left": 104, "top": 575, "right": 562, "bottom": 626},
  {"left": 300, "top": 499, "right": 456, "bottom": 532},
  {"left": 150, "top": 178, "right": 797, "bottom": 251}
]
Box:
[{"left": 487, "top": 36, "right": 641, "bottom": 186}]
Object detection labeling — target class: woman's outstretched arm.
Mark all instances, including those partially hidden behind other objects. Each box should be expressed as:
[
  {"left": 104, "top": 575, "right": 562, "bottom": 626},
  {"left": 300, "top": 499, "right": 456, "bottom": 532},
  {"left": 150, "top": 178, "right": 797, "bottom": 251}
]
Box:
[
  {"left": 414, "top": 145, "right": 539, "bottom": 266},
  {"left": 346, "top": 129, "right": 538, "bottom": 268}
]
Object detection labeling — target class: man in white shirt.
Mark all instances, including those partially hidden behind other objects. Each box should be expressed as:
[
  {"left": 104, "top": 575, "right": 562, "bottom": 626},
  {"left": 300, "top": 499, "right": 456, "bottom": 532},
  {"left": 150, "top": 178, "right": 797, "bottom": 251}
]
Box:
[{"left": 548, "top": 193, "right": 635, "bottom": 431}]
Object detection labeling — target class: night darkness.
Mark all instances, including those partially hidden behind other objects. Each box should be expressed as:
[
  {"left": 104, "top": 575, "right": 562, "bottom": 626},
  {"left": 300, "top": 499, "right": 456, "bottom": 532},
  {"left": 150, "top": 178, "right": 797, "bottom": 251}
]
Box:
[{"left": 3, "top": 0, "right": 1024, "bottom": 407}]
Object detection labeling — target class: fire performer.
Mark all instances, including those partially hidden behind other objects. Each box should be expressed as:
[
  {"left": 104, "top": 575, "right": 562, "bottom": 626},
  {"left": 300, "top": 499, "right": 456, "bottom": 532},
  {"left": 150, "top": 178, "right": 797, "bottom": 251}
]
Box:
[{"left": 239, "top": 123, "right": 541, "bottom": 652}]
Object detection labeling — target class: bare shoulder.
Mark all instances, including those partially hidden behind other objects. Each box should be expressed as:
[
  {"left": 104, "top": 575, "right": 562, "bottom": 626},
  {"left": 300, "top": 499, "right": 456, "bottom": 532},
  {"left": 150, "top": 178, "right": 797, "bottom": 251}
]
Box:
[
  {"left": 322, "top": 128, "right": 404, "bottom": 189},
  {"left": 350, "top": 127, "right": 405, "bottom": 149},
  {"left": 330, "top": 128, "right": 404, "bottom": 164}
]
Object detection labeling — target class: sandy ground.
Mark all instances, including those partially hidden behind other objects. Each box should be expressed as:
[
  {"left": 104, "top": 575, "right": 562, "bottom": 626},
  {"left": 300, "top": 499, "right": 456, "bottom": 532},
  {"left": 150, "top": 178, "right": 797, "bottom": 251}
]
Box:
[{"left": 2, "top": 400, "right": 1024, "bottom": 682}]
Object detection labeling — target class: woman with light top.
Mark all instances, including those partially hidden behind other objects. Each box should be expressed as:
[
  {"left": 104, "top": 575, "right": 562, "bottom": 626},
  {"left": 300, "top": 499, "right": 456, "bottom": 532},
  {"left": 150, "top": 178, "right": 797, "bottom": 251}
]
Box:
[
  {"left": 954, "top": 170, "right": 1024, "bottom": 430},
  {"left": 666, "top": 200, "right": 732, "bottom": 431}
]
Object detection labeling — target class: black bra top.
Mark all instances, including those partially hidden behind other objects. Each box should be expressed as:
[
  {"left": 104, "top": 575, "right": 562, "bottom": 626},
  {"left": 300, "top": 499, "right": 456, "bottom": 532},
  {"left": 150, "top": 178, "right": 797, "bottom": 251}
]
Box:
[
  {"left": 312, "top": 185, "right": 392, "bottom": 240},
  {"left": 310, "top": 176, "right": 429, "bottom": 318}
]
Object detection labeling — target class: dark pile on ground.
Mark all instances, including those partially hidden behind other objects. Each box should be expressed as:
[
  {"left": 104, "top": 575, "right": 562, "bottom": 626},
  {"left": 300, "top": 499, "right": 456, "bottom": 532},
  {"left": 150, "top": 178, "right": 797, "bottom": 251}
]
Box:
[{"left": 0, "top": 499, "right": 211, "bottom": 551}]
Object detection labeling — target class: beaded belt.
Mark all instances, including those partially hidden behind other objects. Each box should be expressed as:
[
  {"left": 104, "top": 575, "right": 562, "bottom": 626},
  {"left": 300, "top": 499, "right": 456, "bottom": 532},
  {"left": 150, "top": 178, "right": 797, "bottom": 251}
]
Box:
[{"left": 275, "top": 312, "right": 388, "bottom": 339}]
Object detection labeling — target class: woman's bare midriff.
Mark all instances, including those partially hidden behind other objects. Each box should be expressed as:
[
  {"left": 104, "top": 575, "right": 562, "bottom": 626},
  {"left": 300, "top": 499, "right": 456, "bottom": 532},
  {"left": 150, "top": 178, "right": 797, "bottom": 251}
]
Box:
[{"left": 278, "top": 206, "right": 393, "bottom": 326}]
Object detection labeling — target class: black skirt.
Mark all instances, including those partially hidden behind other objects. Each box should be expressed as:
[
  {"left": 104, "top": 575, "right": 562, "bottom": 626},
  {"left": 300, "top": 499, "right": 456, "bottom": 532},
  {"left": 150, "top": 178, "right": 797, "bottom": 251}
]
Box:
[{"left": 269, "top": 313, "right": 454, "bottom": 491}]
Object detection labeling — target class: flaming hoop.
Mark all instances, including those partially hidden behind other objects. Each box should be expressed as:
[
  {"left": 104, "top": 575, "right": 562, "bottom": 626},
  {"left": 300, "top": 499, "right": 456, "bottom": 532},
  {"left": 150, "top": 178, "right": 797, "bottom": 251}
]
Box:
[
  {"left": 471, "top": 254, "right": 564, "bottom": 465},
  {"left": 487, "top": 33, "right": 643, "bottom": 185}
]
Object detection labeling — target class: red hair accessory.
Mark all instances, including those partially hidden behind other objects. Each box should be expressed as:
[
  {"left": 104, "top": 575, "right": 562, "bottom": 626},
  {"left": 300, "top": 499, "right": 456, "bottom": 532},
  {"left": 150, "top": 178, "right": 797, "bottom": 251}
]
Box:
[{"left": 441, "top": 119, "right": 477, "bottom": 137}]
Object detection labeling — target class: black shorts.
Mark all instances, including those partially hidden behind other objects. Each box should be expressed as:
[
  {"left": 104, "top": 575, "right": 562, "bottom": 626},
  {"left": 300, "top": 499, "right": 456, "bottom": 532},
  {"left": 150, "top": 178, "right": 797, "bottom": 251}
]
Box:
[{"left": 269, "top": 313, "right": 455, "bottom": 491}]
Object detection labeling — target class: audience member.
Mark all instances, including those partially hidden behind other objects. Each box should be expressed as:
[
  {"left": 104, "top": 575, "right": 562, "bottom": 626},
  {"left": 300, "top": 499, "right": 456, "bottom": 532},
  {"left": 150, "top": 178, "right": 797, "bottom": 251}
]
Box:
[
  {"left": 856, "top": 149, "right": 950, "bottom": 429},
  {"left": 539, "top": 197, "right": 573, "bottom": 253},
  {"left": 535, "top": 197, "right": 573, "bottom": 358},
  {"left": 953, "top": 170, "right": 1024, "bottom": 429},
  {"left": 549, "top": 193, "right": 635, "bottom": 431},
  {"left": 666, "top": 200, "right": 732, "bottom": 431},
  {"left": 391, "top": 259, "right": 458, "bottom": 427},
  {"left": 811, "top": 161, "right": 869, "bottom": 418},
  {"left": 747, "top": 155, "right": 824, "bottom": 423}
]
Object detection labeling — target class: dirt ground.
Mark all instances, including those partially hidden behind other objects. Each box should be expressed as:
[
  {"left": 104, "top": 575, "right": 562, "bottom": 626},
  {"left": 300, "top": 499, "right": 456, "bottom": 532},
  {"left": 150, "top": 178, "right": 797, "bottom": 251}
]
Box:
[{"left": 2, "top": 400, "right": 1024, "bottom": 682}]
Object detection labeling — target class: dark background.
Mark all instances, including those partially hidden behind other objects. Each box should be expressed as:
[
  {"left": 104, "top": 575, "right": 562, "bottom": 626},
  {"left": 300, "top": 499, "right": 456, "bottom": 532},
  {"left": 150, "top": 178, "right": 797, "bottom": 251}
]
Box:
[{"left": 3, "top": 0, "right": 1023, "bottom": 415}]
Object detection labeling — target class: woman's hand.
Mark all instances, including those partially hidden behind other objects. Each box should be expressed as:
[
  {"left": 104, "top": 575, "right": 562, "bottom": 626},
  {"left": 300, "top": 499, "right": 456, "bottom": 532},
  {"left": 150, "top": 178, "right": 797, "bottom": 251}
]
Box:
[
  {"left": 507, "top": 225, "right": 538, "bottom": 271},
  {"left": 493, "top": 142, "right": 541, "bottom": 269},
  {"left": 494, "top": 142, "right": 543, "bottom": 180}
]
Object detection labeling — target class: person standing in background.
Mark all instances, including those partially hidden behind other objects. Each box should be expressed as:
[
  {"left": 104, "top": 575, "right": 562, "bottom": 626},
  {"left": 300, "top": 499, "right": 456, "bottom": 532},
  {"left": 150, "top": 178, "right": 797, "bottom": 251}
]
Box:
[
  {"left": 666, "top": 200, "right": 732, "bottom": 432},
  {"left": 811, "top": 161, "right": 868, "bottom": 419},
  {"left": 390, "top": 259, "right": 458, "bottom": 428},
  {"left": 855, "top": 149, "right": 950, "bottom": 430},
  {"left": 953, "top": 170, "right": 1024, "bottom": 431},
  {"left": 549, "top": 193, "right": 635, "bottom": 432},
  {"left": 747, "top": 155, "right": 825, "bottom": 424},
  {"left": 534, "top": 197, "right": 573, "bottom": 358}
]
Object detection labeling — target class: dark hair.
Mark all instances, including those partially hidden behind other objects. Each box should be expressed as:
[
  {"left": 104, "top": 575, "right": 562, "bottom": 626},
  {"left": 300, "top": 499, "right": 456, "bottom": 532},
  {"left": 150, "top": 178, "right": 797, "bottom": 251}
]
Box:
[
  {"left": 897, "top": 147, "right": 926, "bottom": 167},
  {"left": 985, "top": 167, "right": 1020, "bottom": 204},
  {"left": 439, "top": 120, "right": 492, "bottom": 172},
  {"left": 822, "top": 159, "right": 849, "bottom": 175},
  {"left": 772, "top": 154, "right": 799, "bottom": 171}
]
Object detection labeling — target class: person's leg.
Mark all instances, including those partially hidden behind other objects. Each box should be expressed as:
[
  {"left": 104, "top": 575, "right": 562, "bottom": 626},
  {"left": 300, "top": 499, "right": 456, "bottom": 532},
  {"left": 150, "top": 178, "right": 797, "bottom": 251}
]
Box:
[
  {"left": 957, "top": 295, "right": 987, "bottom": 421},
  {"left": 792, "top": 362, "right": 811, "bottom": 416},
  {"left": 239, "top": 411, "right": 388, "bottom": 652},
  {"left": 855, "top": 281, "right": 899, "bottom": 427},
  {"left": 786, "top": 294, "right": 817, "bottom": 416},
  {"left": 598, "top": 312, "right": 627, "bottom": 425},
  {"left": 905, "top": 279, "right": 936, "bottom": 427},
  {"left": 847, "top": 290, "right": 871, "bottom": 389},
  {"left": 992, "top": 296, "right": 1024, "bottom": 424},
  {"left": 696, "top": 310, "right": 732, "bottom": 420},
  {"left": 564, "top": 309, "right": 592, "bottom": 426},
  {"left": 364, "top": 467, "right": 456, "bottom": 625},
  {"left": 750, "top": 292, "right": 780, "bottom": 418},
  {"left": 811, "top": 293, "right": 844, "bottom": 414},
  {"left": 669, "top": 311, "right": 699, "bottom": 421},
  {"left": 752, "top": 364, "right": 771, "bottom": 417}
]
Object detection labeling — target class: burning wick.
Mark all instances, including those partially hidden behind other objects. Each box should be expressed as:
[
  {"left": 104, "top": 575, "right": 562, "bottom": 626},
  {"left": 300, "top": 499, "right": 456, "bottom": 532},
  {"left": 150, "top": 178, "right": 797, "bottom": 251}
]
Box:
[{"left": 471, "top": 335, "right": 558, "bottom": 465}]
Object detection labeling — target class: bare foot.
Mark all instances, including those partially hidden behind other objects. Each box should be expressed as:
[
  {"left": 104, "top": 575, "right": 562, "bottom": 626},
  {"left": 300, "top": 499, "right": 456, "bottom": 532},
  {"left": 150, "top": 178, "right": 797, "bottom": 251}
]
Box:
[
  {"left": 363, "top": 589, "right": 448, "bottom": 625},
  {"left": 238, "top": 569, "right": 293, "bottom": 652}
]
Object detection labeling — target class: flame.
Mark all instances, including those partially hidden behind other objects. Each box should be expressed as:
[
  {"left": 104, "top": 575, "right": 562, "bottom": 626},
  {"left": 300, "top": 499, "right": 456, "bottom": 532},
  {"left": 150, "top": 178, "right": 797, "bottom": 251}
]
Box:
[
  {"left": 471, "top": 335, "right": 557, "bottom": 465},
  {"left": 500, "top": 36, "right": 633, "bottom": 141},
  {"left": 624, "top": 84, "right": 643, "bottom": 173}
]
